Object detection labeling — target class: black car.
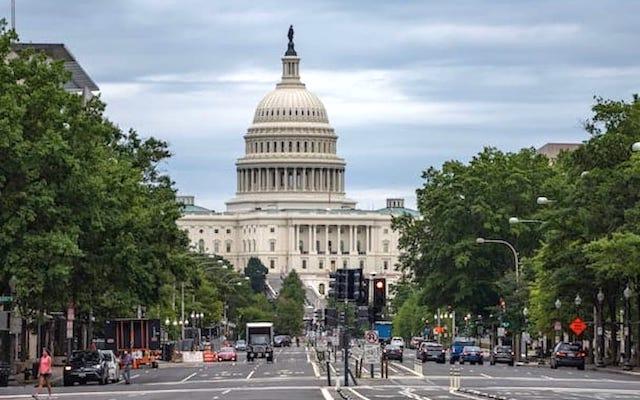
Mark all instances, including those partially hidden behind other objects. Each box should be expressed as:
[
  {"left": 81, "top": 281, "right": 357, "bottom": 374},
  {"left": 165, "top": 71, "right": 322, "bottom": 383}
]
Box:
[
  {"left": 274, "top": 335, "right": 291, "bottom": 347},
  {"left": 550, "top": 342, "right": 586, "bottom": 370},
  {"left": 383, "top": 344, "right": 403, "bottom": 362},
  {"left": 417, "top": 342, "right": 446, "bottom": 363},
  {"left": 490, "top": 345, "right": 514, "bottom": 366},
  {"left": 0, "top": 361, "right": 10, "bottom": 387},
  {"left": 63, "top": 350, "right": 109, "bottom": 386}
]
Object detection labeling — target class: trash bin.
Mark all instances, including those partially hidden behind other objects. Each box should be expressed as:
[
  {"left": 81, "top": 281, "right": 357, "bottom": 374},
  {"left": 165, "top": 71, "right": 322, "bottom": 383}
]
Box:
[
  {"left": 0, "top": 361, "right": 10, "bottom": 387},
  {"left": 31, "top": 361, "right": 39, "bottom": 380}
]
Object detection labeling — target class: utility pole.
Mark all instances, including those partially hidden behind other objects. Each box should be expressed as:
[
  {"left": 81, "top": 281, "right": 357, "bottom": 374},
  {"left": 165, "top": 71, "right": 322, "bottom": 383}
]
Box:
[
  {"left": 343, "top": 270, "right": 349, "bottom": 387},
  {"left": 181, "top": 282, "right": 185, "bottom": 340},
  {"left": 10, "top": 0, "right": 15, "bottom": 31}
]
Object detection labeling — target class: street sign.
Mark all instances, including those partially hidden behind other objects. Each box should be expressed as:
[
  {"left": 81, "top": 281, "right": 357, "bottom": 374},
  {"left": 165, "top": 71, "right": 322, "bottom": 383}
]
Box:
[
  {"left": 554, "top": 321, "right": 562, "bottom": 331},
  {"left": 0, "top": 296, "right": 13, "bottom": 303},
  {"left": 364, "top": 330, "right": 379, "bottom": 344},
  {"left": 434, "top": 326, "right": 444, "bottom": 335},
  {"left": 363, "top": 344, "right": 381, "bottom": 364},
  {"left": 497, "top": 327, "right": 506, "bottom": 337},
  {"left": 569, "top": 317, "right": 586, "bottom": 336}
]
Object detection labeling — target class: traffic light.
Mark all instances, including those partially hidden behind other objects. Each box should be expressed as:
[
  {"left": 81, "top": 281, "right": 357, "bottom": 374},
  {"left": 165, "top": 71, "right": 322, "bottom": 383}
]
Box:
[
  {"left": 348, "top": 268, "right": 366, "bottom": 303},
  {"left": 372, "top": 278, "right": 386, "bottom": 319},
  {"left": 338, "top": 310, "right": 346, "bottom": 326},
  {"left": 314, "top": 308, "right": 324, "bottom": 323},
  {"left": 324, "top": 308, "right": 337, "bottom": 327},
  {"left": 328, "top": 270, "right": 347, "bottom": 300}
]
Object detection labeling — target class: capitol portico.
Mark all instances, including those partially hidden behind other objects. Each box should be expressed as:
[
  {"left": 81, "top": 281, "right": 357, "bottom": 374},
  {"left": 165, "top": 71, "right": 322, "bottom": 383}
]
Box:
[{"left": 177, "top": 27, "right": 417, "bottom": 299}]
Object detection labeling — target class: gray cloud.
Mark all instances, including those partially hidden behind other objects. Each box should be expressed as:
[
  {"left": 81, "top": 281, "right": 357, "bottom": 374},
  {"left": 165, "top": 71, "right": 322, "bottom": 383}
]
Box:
[{"left": 8, "top": 0, "right": 640, "bottom": 210}]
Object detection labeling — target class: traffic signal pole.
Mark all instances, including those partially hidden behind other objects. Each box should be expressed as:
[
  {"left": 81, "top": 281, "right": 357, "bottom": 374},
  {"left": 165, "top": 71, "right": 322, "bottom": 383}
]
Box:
[{"left": 343, "top": 271, "right": 349, "bottom": 387}]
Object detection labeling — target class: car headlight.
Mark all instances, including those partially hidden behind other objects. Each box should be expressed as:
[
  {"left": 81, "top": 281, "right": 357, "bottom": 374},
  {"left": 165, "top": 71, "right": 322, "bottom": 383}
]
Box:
[{"left": 64, "top": 366, "right": 72, "bottom": 371}]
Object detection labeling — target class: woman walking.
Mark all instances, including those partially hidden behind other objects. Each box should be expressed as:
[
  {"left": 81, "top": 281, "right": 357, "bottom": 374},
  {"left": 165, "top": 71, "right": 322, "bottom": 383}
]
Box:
[{"left": 32, "top": 348, "right": 52, "bottom": 399}]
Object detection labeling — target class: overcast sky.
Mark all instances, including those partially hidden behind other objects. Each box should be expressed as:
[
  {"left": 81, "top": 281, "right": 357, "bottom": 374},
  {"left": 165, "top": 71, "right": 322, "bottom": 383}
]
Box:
[{"left": 7, "top": 1, "right": 640, "bottom": 210}]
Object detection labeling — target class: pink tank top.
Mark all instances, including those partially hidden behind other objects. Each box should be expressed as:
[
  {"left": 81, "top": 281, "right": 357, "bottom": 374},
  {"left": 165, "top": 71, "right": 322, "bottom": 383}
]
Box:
[{"left": 39, "top": 354, "right": 52, "bottom": 374}]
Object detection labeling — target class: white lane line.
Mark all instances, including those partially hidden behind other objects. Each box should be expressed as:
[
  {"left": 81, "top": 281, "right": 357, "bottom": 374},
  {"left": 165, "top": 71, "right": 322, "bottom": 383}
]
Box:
[
  {"left": 391, "top": 361, "right": 423, "bottom": 377},
  {"left": 388, "top": 365, "right": 400, "bottom": 373},
  {"left": 311, "top": 359, "right": 321, "bottom": 377},
  {"left": 221, "top": 389, "right": 231, "bottom": 395},
  {"left": 480, "top": 373, "right": 492, "bottom": 379},
  {"left": 181, "top": 372, "right": 198, "bottom": 383},
  {"left": 347, "top": 388, "right": 371, "bottom": 400},
  {"left": 245, "top": 370, "right": 255, "bottom": 380},
  {"left": 320, "top": 387, "right": 335, "bottom": 400},
  {"left": 329, "top": 362, "right": 338, "bottom": 375}
]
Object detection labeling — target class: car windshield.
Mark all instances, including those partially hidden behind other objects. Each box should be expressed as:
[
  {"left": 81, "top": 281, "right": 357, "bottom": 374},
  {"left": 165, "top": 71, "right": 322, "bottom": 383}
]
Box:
[
  {"left": 496, "top": 346, "right": 512, "bottom": 352},
  {"left": 236, "top": 340, "right": 245, "bottom": 344},
  {"left": 101, "top": 352, "right": 112, "bottom": 361},
  {"left": 558, "top": 343, "right": 582, "bottom": 351},
  {"left": 426, "top": 344, "right": 443, "bottom": 350},
  {"left": 71, "top": 351, "right": 100, "bottom": 363},
  {"left": 463, "top": 346, "right": 481, "bottom": 352},
  {"left": 453, "top": 341, "right": 474, "bottom": 349},
  {"left": 221, "top": 347, "right": 234, "bottom": 352},
  {"left": 251, "top": 334, "right": 269, "bottom": 345},
  {"left": 385, "top": 345, "right": 400, "bottom": 350}
]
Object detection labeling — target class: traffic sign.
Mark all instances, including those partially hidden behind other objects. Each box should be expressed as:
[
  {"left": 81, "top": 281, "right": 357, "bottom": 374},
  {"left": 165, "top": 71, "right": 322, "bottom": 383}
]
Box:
[
  {"left": 364, "top": 330, "right": 379, "bottom": 344},
  {"left": 434, "top": 326, "right": 445, "bottom": 335},
  {"left": 554, "top": 321, "right": 562, "bottom": 331},
  {"left": 363, "top": 344, "right": 381, "bottom": 364},
  {"left": 497, "top": 327, "right": 506, "bottom": 337},
  {"left": 0, "top": 296, "right": 13, "bottom": 303},
  {"left": 569, "top": 317, "right": 587, "bottom": 336}
]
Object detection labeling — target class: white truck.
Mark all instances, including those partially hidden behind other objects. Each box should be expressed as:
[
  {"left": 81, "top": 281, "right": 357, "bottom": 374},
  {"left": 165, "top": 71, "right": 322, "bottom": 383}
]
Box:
[{"left": 246, "top": 322, "right": 274, "bottom": 362}]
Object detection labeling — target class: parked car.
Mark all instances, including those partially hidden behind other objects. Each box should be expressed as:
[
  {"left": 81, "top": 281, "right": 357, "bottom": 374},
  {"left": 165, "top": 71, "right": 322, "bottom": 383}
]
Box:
[
  {"left": 63, "top": 350, "right": 109, "bottom": 386},
  {"left": 98, "top": 350, "right": 120, "bottom": 383},
  {"left": 217, "top": 346, "right": 238, "bottom": 362},
  {"left": 390, "top": 337, "right": 405, "bottom": 348},
  {"left": 235, "top": 339, "right": 247, "bottom": 351},
  {"left": 550, "top": 342, "right": 586, "bottom": 370},
  {"left": 409, "top": 337, "right": 424, "bottom": 349},
  {"left": 383, "top": 344, "right": 403, "bottom": 362},
  {"left": 274, "top": 335, "right": 291, "bottom": 347},
  {"left": 449, "top": 338, "right": 475, "bottom": 364},
  {"left": 417, "top": 342, "right": 446, "bottom": 363},
  {"left": 490, "top": 345, "right": 514, "bottom": 366},
  {"left": 0, "top": 361, "right": 10, "bottom": 387},
  {"left": 460, "top": 346, "right": 484, "bottom": 365}
]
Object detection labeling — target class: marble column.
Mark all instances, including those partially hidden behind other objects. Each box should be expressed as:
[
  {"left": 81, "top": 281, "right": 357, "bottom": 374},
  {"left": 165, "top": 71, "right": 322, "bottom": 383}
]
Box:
[
  {"left": 325, "top": 225, "right": 329, "bottom": 254},
  {"left": 337, "top": 225, "right": 341, "bottom": 255},
  {"left": 308, "top": 224, "right": 313, "bottom": 254},
  {"left": 365, "top": 225, "right": 369, "bottom": 254},
  {"left": 295, "top": 224, "right": 300, "bottom": 253}
]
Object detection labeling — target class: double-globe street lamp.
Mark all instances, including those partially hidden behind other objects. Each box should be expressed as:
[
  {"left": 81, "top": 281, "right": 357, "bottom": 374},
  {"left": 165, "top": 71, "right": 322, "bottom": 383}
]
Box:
[{"left": 623, "top": 284, "right": 633, "bottom": 371}]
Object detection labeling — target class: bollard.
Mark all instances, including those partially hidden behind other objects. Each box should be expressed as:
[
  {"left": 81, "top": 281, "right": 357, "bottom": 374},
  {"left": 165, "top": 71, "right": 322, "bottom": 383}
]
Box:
[{"left": 326, "top": 360, "right": 331, "bottom": 386}]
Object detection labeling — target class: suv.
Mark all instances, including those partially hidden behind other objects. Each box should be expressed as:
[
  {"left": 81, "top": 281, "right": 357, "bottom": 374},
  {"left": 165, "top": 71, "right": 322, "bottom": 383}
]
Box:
[
  {"left": 63, "top": 350, "right": 109, "bottom": 386},
  {"left": 490, "top": 345, "right": 514, "bottom": 366},
  {"left": 550, "top": 342, "right": 586, "bottom": 370},
  {"left": 449, "top": 339, "right": 475, "bottom": 364},
  {"left": 417, "top": 342, "right": 445, "bottom": 363},
  {"left": 390, "top": 337, "right": 405, "bottom": 348}
]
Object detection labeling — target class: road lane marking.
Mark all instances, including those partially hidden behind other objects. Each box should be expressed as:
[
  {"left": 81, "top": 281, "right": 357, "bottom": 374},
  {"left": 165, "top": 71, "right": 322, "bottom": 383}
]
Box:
[
  {"left": 347, "top": 388, "right": 371, "bottom": 400},
  {"left": 391, "top": 361, "right": 423, "bottom": 377},
  {"left": 400, "top": 388, "right": 433, "bottom": 400},
  {"left": 181, "top": 372, "right": 198, "bottom": 383},
  {"left": 246, "top": 370, "right": 255, "bottom": 379},
  {"left": 221, "top": 389, "right": 231, "bottom": 395},
  {"left": 480, "top": 373, "right": 492, "bottom": 379},
  {"left": 320, "top": 387, "right": 334, "bottom": 400},
  {"left": 311, "top": 360, "right": 321, "bottom": 377}
]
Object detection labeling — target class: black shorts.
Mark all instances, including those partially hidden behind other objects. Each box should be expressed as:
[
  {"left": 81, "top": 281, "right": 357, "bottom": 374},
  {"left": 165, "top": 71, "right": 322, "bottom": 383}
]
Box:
[{"left": 40, "top": 373, "right": 52, "bottom": 380}]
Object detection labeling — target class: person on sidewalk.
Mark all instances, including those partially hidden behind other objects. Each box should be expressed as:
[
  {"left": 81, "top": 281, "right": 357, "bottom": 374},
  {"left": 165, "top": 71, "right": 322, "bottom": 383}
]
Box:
[
  {"left": 32, "top": 348, "right": 52, "bottom": 399},
  {"left": 122, "top": 351, "right": 133, "bottom": 384}
]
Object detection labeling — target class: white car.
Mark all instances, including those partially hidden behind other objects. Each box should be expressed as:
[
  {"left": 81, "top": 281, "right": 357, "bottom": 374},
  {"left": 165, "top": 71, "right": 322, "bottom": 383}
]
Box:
[
  {"left": 98, "top": 350, "right": 120, "bottom": 383},
  {"left": 390, "top": 337, "right": 405, "bottom": 348}
]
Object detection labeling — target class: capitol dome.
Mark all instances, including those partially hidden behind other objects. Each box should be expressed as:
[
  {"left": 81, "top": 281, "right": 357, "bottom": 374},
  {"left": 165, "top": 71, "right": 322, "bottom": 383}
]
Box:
[
  {"left": 253, "top": 88, "right": 329, "bottom": 124},
  {"left": 226, "top": 26, "right": 356, "bottom": 213}
]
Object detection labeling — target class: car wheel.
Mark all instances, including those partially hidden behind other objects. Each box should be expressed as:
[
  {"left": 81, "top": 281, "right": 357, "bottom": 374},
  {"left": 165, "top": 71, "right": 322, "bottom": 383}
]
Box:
[
  {"left": 400, "top": 358, "right": 403, "bottom": 363},
  {"left": 508, "top": 361, "right": 514, "bottom": 366},
  {"left": 578, "top": 363, "right": 585, "bottom": 371},
  {"left": 479, "top": 361, "right": 483, "bottom": 365},
  {"left": 460, "top": 360, "right": 464, "bottom": 365},
  {"left": 99, "top": 375, "right": 107, "bottom": 385},
  {"left": 490, "top": 360, "right": 495, "bottom": 365},
  {"left": 63, "top": 379, "right": 72, "bottom": 387},
  {"left": 449, "top": 359, "right": 454, "bottom": 365},
  {"left": 550, "top": 360, "right": 557, "bottom": 369}
]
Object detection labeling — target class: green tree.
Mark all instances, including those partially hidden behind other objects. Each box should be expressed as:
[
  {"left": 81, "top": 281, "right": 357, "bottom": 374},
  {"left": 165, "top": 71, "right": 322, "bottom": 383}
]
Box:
[
  {"left": 244, "top": 257, "right": 268, "bottom": 293},
  {"left": 392, "top": 290, "right": 430, "bottom": 339},
  {"left": 274, "top": 270, "right": 305, "bottom": 335}
]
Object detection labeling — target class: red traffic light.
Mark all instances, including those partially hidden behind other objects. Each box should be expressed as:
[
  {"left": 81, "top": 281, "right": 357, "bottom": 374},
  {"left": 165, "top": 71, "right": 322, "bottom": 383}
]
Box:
[{"left": 375, "top": 280, "right": 384, "bottom": 289}]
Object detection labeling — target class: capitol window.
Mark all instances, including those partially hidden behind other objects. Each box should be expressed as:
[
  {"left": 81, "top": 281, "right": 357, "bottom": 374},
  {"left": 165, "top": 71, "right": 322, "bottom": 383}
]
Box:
[
  {"left": 225, "top": 241, "right": 232, "bottom": 253},
  {"left": 302, "top": 260, "right": 307, "bottom": 269},
  {"left": 383, "top": 261, "right": 389, "bottom": 270},
  {"left": 214, "top": 229, "right": 219, "bottom": 234},
  {"left": 198, "top": 239, "right": 205, "bottom": 253},
  {"left": 270, "top": 260, "right": 275, "bottom": 270},
  {"left": 318, "top": 283, "right": 325, "bottom": 295},
  {"left": 383, "top": 240, "right": 389, "bottom": 253},
  {"left": 319, "top": 260, "right": 324, "bottom": 269},
  {"left": 270, "top": 227, "right": 275, "bottom": 233},
  {"left": 269, "top": 240, "right": 276, "bottom": 252}
]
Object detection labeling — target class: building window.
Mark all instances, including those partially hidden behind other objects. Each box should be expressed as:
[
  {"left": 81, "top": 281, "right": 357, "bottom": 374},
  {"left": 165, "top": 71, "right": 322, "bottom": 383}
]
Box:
[
  {"left": 302, "top": 260, "right": 307, "bottom": 269},
  {"left": 252, "top": 240, "right": 256, "bottom": 252},
  {"left": 225, "top": 241, "right": 232, "bottom": 253},
  {"left": 270, "top": 260, "right": 275, "bottom": 269},
  {"left": 383, "top": 261, "right": 389, "bottom": 270},
  {"left": 198, "top": 239, "right": 205, "bottom": 253},
  {"left": 343, "top": 259, "right": 348, "bottom": 268},
  {"left": 340, "top": 240, "right": 345, "bottom": 253},
  {"left": 226, "top": 228, "right": 231, "bottom": 234},
  {"left": 199, "top": 229, "right": 204, "bottom": 234},
  {"left": 319, "top": 283, "right": 325, "bottom": 295},
  {"left": 383, "top": 228, "right": 389, "bottom": 234},
  {"left": 319, "top": 260, "right": 324, "bottom": 269},
  {"left": 214, "top": 229, "right": 219, "bottom": 234},
  {"left": 359, "top": 260, "right": 364, "bottom": 269},
  {"left": 328, "top": 240, "right": 333, "bottom": 253},
  {"left": 214, "top": 241, "right": 220, "bottom": 253},
  {"left": 316, "top": 240, "right": 320, "bottom": 253},
  {"left": 269, "top": 240, "right": 276, "bottom": 252},
  {"left": 270, "top": 227, "right": 275, "bottom": 233},
  {"left": 299, "top": 240, "right": 304, "bottom": 253},
  {"left": 357, "top": 241, "right": 362, "bottom": 253},
  {"left": 330, "top": 260, "right": 336, "bottom": 270},
  {"left": 383, "top": 241, "right": 389, "bottom": 253}
]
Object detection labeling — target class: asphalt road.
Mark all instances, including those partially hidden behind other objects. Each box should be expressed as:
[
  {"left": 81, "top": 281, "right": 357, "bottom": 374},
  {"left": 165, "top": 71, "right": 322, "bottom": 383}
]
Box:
[{"left": 0, "top": 346, "right": 638, "bottom": 399}]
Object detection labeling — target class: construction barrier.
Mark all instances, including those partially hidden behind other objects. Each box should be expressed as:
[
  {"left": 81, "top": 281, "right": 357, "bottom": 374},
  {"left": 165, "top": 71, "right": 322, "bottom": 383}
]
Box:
[
  {"left": 203, "top": 351, "right": 217, "bottom": 362},
  {"left": 182, "top": 351, "right": 204, "bottom": 363}
]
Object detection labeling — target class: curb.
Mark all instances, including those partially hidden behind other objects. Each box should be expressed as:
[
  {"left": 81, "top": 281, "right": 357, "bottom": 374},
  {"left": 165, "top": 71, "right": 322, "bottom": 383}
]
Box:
[{"left": 457, "top": 388, "right": 516, "bottom": 400}]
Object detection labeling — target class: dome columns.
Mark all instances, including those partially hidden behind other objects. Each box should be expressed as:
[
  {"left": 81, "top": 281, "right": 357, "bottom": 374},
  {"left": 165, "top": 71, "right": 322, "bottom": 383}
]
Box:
[{"left": 237, "top": 166, "right": 345, "bottom": 194}]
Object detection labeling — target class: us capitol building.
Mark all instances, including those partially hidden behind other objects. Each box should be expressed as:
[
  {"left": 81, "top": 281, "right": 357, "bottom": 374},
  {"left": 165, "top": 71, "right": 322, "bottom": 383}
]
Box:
[{"left": 177, "top": 28, "right": 417, "bottom": 300}]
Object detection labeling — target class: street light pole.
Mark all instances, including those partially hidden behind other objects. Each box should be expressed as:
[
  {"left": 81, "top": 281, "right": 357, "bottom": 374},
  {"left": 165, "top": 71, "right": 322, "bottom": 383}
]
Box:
[
  {"left": 597, "top": 289, "right": 605, "bottom": 367},
  {"left": 181, "top": 282, "right": 185, "bottom": 340},
  {"left": 555, "top": 299, "right": 562, "bottom": 345},
  {"left": 623, "top": 285, "right": 633, "bottom": 371},
  {"left": 475, "top": 238, "right": 519, "bottom": 283}
]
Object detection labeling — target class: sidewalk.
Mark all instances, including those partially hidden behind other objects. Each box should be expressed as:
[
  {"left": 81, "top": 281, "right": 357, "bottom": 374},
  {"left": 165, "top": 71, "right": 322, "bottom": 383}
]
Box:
[
  {"left": 8, "top": 366, "right": 63, "bottom": 387},
  {"left": 514, "top": 360, "right": 640, "bottom": 377}
]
